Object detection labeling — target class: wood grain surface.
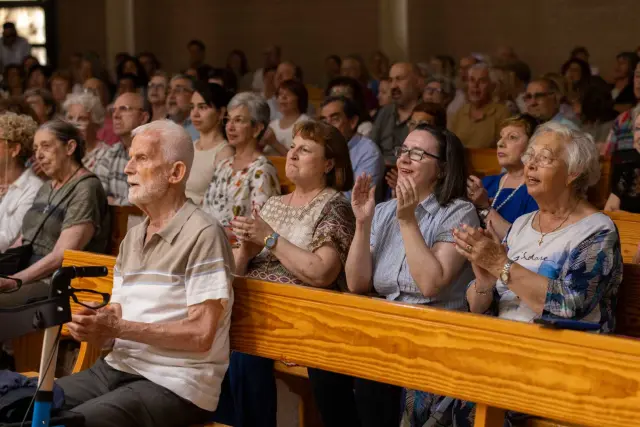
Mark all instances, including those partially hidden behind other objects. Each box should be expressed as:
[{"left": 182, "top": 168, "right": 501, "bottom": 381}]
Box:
[{"left": 231, "top": 277, "right": 640, "bottom": 427}]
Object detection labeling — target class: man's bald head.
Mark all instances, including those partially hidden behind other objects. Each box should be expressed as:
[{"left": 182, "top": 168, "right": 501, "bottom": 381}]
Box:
[
  {"left": 112, "top": 92, "right": 150, "bottom": 140},
  {"left": 132, "top": 119, "right": 194, "bottom": 178},
  {"left": 389, "top": 62, "right": 422, "bottom": 108},
  {"left": 125, "top": 120, "right": 193, "bottom": 207}
]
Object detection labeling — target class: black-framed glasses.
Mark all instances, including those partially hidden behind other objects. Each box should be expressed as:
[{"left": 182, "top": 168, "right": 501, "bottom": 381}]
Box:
[
  {"left": 523, "top": 91, "right": 553, "bottom": 102},
  {"left": 394, "top": 145, "right": 440, "bottom": 161}
]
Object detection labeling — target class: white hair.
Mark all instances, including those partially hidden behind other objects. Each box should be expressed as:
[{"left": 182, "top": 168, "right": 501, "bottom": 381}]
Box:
[
  {"left": 131, "top": 119, "right": 194, "bottom": 179},
  {"left": 62, "top": 92, "right": 106, "bottom": 126},
  {"left": 170, "top": 73, "right": 194, "bottom": 90},
  {"left": 227, "top": 92, "right": 270, "bottom": 138},
  {"left": 529, "top": 121, "right": 600, "bottom": 196},
  {"left": 469, "top": 62, "right": 500, "bottom": 85}
]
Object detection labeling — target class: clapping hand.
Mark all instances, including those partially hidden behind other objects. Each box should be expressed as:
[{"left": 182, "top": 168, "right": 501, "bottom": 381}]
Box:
[
  {"left": 352, "top": 173, "right": 376, "bottom": 224},
  {"left": 466, "top": 175, "right": 490, "bottom": 209},
  {"left": 395, "top": 175, "right": 419, "bottom": 222},
  {"left": 231, "top": 208, "right": 274, "bottom": 247},
  {"left": 452, "top": 221, "right": 508, "bottom": 277}
]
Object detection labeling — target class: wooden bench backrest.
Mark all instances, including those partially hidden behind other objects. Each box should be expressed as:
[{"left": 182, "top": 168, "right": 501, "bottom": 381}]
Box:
[
  {"left": 466, "top": 148, "right": 501, "bottom": 177},
  {"left": 606, "top": 210, "right": 640, "bottom": 263},
  {"left": 61, "top": 251, "right": 117, "bottom": 335},
  {"left": 61, "top": 249, "right": 640, "bottom": 427},
  {"left": 587, "top": 156, "right": 612, "bottom": 209},
  {"left": 109, "top": 205, "right": 144, "bottom": 256},
  {"left": 267, "top": 156, "right": 295, "bottom": 194}
]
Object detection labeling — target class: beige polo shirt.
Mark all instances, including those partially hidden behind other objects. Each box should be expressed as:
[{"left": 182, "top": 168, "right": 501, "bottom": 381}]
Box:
[
  {"left": 448, "top": 102, "right": 511, "bottom": 148},
  {"left": 105, "top": 200, "right": 235, "bottom": 411}
]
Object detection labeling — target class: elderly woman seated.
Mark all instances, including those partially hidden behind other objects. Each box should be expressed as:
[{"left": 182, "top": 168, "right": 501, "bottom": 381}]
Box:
[
  {"left": 466, "top": 114, "right": 540, "bottom": 239},
  {"left": 449, "top": 123, "right": 623, "bottom": 427},
  {"left": 202, "top": 92, "right": 280, "bottom": 232},
  {"left": 0, "top": 120, "right": 110, "bottom": 307},
  {"left": 0, "top": 113, "right": 42, "bottom": 253},
  {"left": 213, "top": 120, "right": 356, "bottom": 427},
  {"left": 307, "top": 124, "right": 480, "bottom": 427},
  {"left": 63, "top": 92, "right": 107, "bottom": 172}
]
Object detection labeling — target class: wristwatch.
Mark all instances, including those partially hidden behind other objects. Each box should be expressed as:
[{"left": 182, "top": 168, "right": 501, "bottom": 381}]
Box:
[
  {"left": 499, "top": 259, "right": 514, "bottom": 286},
  {"left": 264, "top": 232, "right": 280, "bottom": 250},
  {"left": 478, "top": 207, "right": 491, "bottom": 223}
]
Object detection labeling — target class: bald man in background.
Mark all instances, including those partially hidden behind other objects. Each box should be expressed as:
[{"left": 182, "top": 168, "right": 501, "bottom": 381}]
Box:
[
  {"left": 94, "top": 92, "right": 150, "bottom": 205},
  {"left": 369, "top": 62, "right": 424, "bottom": 165}
]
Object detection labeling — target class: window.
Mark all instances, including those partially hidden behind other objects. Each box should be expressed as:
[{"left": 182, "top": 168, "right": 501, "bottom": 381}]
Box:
[{"left": 0, "top": 0, "right": 52, "bottom": 66}]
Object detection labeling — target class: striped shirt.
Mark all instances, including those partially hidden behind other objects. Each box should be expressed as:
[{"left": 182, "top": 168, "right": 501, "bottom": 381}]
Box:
[
  {"left": 105, "top": 200, "right": 235, "bottom": 411},
  {"left": 93, "top": 142, "right": 131, "bottom": 206},
  {"left": 370, "top": 194, "right": 479, "bottom": 307}
]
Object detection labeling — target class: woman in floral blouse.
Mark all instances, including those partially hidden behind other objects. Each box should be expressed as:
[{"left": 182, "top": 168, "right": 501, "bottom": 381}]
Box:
[
  {"left": 211, "top": 120, "right": 356, "bottom": 427},
  {"left": 202, "top": 92, "right": 280, "bottom": 230}
]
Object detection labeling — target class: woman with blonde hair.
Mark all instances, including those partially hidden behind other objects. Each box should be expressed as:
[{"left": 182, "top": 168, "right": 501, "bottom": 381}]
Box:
[{"left": 0, "top": 112, "right": 42, "bottom": 253}]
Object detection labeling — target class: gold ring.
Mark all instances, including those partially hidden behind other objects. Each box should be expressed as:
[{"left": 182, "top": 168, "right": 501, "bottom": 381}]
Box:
[{"left": 465, "top": 244, "right": 473, "bottom": 253}]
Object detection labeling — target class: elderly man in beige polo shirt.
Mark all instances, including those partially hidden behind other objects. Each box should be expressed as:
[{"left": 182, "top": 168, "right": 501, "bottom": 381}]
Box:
[
  {"left": 448, "top": 63, "right": 511, "bottom": 148},
  {"left": 56, "top": 119, "right": 235, "bottom": 427}
]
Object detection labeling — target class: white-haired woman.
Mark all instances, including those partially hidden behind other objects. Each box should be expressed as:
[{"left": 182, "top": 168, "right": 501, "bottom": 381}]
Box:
[
  {"left": 63, "top": 92, "right": 107, "bottom": 172},
  {"left": 203, "top": 92, "right": 280, "bottom": 232},
  {"left": 448, "top": 123, "right": 622, "bottom": 426}
]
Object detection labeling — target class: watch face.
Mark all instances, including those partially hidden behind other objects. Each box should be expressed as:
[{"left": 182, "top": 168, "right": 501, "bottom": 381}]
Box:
[
  {"left": 265, "top": 236, "right": 275, "bottom": 248},
  {"left": 500, "top": 271, "right": 509, "bottom": 283}
]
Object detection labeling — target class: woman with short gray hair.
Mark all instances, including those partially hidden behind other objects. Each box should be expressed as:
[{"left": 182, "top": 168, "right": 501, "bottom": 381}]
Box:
[
  {"left": 202, "top": 92, "right": 280, "bottom": 232},
  {"left": 409, "top": 122, "right": 626, "bottom": 427},
  {"left": 63, "top": 92, "right": 107, "bottom": 171}
]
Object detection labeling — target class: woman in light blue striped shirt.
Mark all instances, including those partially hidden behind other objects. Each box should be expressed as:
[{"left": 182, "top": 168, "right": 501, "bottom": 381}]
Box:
[{"left": 307, "top": 124, "right": 480, "bottom": 427}]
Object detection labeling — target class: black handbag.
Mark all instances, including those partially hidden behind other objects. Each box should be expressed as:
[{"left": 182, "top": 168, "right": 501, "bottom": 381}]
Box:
[{"left": 0, "top": 175, "right": 96, "bottom": 276}]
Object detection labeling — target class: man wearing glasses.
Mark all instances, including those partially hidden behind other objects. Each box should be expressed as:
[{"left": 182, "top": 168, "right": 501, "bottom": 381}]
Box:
[
  {"left": 94, "top": 93, "right": 150, "bottom": 205},
  {"left": 167, "top": 74, "right": 199, "bottom": 141},
  {"left": 523, "top": 78, "right": 578, "bottom": 128}
]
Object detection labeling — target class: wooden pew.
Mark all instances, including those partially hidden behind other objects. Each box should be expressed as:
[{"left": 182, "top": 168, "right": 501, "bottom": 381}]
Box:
[
  {"left": 466, "top": 148, "right": 501, "bottom": 178},
  {"left": 587, "top": 156, "right": 612, "bottom": 210},
  {"left": 606, "top": 210, "right": 640, "bottom": 264},
  {"left": 108, "top": 205, "right": 144, "bottom": 256},
  {"left": 267, "top": 155, "right": 295, "bottom": 194},
  {"left": 12, "top": 251, "right": 117, "bottom": 374},
  {"left": 19, "top": 249, "right": 640, "bottom": 427}
]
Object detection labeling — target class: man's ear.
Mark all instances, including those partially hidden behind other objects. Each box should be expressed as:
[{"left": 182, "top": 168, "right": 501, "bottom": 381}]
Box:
[{"left": 169, "top": 161, "right": 188, "bottom": 184}]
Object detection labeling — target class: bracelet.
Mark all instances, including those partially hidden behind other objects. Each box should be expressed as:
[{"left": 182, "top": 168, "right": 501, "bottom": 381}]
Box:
[{"left": 473, "top": 281, "right": 494, "bottom": 296}]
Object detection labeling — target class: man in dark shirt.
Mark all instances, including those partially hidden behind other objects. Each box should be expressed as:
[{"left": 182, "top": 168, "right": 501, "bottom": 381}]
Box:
[{"left": 369, "top": 62, "right": 422, "bottom": 166}]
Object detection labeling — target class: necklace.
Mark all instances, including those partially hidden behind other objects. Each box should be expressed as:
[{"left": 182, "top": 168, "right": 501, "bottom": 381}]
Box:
[
  {"left": 491, "top": 174, "right": 524, "bottom": 212},
  {"left": 44, "top": 166, "right": 82, "bottom": 213},
  {"left": 536, "top": 201, "right": 580, "bottom": 246}
]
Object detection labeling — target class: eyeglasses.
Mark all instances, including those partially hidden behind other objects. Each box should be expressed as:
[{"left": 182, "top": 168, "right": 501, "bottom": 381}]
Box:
[
  {"left": 394, "top": 145, "right": 440, "bottom": 161},
  {"left": 424, "top": 87, "right": 443, "bottom": 95},
  {"left": 523, "top": 92, "right": 553, "bottom": 102},
  {"left": 321, "top": 113, "right": 345, "bottom": 127},
  {"left": 521, "top": 149, "right": 556, "bottom": 167},
  {"left": 112, "top": 105, "right": 144, "bottom": 115},
  {"left": 169, "top": 86, "right": 193, "bottom": 95},
  {"left": 148, "top": 83, "right": 167, "bottom": 91}
]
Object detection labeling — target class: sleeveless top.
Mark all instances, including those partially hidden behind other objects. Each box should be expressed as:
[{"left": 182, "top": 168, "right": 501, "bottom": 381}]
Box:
[{"left": 185, "top": 141, "right": 229, "bottom": 205}]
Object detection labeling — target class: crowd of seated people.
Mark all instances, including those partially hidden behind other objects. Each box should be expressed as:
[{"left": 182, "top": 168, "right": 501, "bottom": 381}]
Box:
[{"left": 0, "top": 26, "right": 640, "bottom": 427}]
